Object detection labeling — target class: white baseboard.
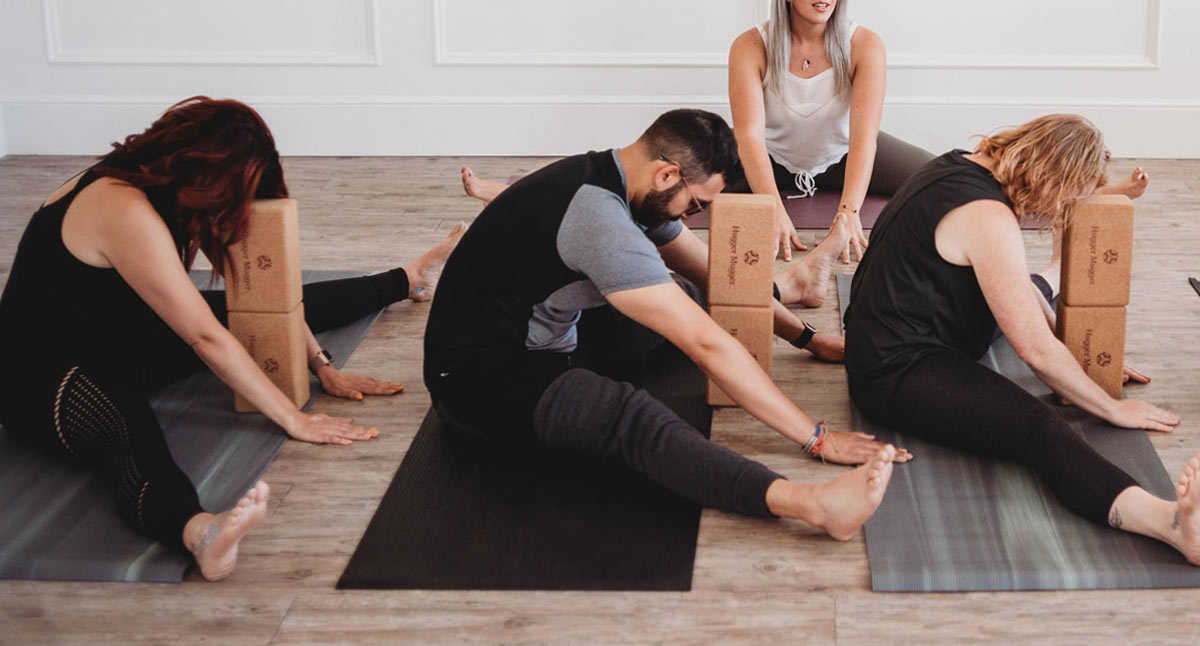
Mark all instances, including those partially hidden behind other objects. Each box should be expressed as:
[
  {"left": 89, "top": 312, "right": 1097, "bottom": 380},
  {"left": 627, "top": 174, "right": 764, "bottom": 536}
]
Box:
[{"left": 2, "top": 96, "right": 1197, "bottom": 159}]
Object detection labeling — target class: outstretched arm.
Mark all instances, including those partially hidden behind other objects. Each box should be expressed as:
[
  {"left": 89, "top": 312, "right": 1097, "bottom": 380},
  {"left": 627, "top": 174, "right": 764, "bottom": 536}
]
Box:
[
  {"left": 835, "top": 27, "right": 887, "bottom": 263},
  {"left": 729, "top": 28, "right": 805, "bottom": 260},
  {"left": 605, "top": 281, "right": 908, "bottom": 464},
  {"left": 942, "top": 199, "right": 1176, "bottom": 431},
  {"left": 656, "top": 226, "right": 843, "bottom": 360},
  {"left": 89, "top": 183, "right": 377, "bottom": 445}
]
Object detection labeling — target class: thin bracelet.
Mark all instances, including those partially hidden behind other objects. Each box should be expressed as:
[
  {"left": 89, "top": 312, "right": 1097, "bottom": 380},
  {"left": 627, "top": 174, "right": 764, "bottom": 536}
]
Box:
[{"left": 803, "top": 421, "right": 825, "bottom": 456}]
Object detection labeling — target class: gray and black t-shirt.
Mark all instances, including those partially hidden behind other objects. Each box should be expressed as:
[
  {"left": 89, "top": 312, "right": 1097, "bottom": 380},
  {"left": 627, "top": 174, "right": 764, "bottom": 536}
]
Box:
[{"left": 425, "top": 149, "right": 681, "bottom": 362}]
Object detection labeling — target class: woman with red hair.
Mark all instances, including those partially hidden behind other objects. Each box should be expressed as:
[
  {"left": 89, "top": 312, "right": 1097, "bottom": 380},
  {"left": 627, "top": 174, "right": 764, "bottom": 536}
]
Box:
[{"left": 0, "top": 97, "right": 463, "bottom": 580}]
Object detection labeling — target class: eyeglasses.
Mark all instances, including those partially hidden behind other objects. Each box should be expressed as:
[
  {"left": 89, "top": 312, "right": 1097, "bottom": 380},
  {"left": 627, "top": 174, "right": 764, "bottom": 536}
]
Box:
[{"left": 659, "top": 156, "right": 708, "bottom": 217}]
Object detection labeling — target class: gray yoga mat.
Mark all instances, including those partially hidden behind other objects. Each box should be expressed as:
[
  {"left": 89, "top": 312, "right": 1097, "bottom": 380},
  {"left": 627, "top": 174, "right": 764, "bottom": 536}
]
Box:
[
  {"left": 836, "top": 273, "right": 1200, "bottom": 591},
  {"left": 0, "top": 270, "right": 382, "bottom": 583}
]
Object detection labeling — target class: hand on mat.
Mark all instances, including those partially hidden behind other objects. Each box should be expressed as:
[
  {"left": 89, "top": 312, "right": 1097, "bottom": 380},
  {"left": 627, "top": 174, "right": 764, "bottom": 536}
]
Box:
[
  {"left": 287, "top": 412, "right": 379, "bottom": 445},
  {"left": 1123, "top": 364, "right": 1151, "bottom": 385},
  {"left": 804, "top": 333, "right": 845, "bottom": 363},
  {"left": 1108, "top": 399, "right": 1180, "bottom": 433},
  {"left": 775, "top": 200, "right": 807, "bottom": 261},
  {"left": 317, "top": 366, "right": 404, "bottom": 400},
  {"left": 839, "top": 212, "right": 869, "bottom": 264},
  {"left": 815, "top": 430, "right": 912, "bottom": 465}
]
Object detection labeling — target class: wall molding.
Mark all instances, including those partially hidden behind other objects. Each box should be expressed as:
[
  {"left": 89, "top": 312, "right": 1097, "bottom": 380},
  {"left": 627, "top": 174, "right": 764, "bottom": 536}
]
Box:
[
  {"left": 42, "top": 0, "right": 382, "bottom": 66},
  {"left": 432, "top": 0, "right": 770, "bottom": 67},
  {"left": 433, "top": 0, "right": 1161, "bottom": 70}
]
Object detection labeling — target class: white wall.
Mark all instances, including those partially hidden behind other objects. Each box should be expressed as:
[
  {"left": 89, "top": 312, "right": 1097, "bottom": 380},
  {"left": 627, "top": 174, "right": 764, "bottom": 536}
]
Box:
[{"left": 0, "top": 0, "right": 1197, "bottom": 157}]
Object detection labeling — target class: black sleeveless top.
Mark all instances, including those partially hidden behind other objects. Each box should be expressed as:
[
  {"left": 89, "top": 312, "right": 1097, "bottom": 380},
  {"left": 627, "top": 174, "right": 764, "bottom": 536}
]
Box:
[
  {"left": 844, "top": 150, "right": 1011, "bottom": 384},
  {"left": 0, "top": 166, "right": 164, "bottom": 367}
]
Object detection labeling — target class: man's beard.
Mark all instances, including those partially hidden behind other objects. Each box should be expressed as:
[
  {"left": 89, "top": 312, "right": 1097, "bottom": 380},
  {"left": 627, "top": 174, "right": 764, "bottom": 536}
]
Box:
[{"left": 631, "top": 182, "right": 684, "bottom": 229}]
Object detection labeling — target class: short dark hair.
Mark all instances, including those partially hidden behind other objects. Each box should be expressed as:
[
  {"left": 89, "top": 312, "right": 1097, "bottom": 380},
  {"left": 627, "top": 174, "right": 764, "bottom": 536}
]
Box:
[{"left": 637, "top": 109, "right": 743, "bottom": 186}]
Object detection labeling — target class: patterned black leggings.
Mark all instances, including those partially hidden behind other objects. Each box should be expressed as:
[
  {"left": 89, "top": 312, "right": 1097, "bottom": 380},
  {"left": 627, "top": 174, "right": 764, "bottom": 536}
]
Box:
[{"left": 0, "top": 269, "right": 409, "bottom": 550}]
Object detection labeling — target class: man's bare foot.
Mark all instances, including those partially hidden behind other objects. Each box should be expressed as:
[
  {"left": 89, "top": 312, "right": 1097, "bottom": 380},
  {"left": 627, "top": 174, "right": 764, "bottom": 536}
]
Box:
[
  {"left": 461, "top": 166, "right": 509, "bottom": 204},
  {"left": 774, "top": 213, "right": 851, "bottom": 307},
  {"left": 404, "top": 222, "right": 468, "bottom": 302},
  {"left": 814, "top": 445, "right": 896, "bottom": 540},
  {"left": 1099, "top": 167, "right": 1149, "bottom": 200},
  {"left": 1174, "top": 454, "right": 1200, "bottom": 565},
  {"left": 184, "top": 481, "right": 269, "bottom": 581}
]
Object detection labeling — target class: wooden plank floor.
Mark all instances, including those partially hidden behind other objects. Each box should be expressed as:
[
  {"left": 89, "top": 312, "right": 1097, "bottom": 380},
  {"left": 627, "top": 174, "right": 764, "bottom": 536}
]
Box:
[{"left": 2, "top": 154, "right": 1199, "bottom": 645}]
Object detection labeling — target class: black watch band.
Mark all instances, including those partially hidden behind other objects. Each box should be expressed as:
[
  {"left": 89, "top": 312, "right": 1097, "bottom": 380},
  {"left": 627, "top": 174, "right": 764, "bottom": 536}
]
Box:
[
  {"left": 308, "top": 349, "right": 334, "bottom": 375},
  {"left": 791, "top": 323, "right": 817, "bottom": 350}
]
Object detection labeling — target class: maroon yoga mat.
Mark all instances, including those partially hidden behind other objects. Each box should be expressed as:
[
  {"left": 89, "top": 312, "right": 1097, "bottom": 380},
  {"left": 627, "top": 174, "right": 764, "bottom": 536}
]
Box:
[{"left": 686, "top": 190, "right": 889, "bottom": 230}]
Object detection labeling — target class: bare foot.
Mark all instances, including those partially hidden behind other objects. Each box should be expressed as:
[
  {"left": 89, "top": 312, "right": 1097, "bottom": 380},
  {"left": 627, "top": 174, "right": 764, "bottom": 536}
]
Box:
[
  {"left": 1175, "top": 454, "right": 1200, "bottom": 565},
  {"left": 1100, "top": 167, "right": 1149, "bottom": 200},
  {"left": 184, "top": 481, "right": 269, "bottom": 581},
  {"left": 404, "top": 222, "right": 468, "bottom": 302},
  {"left": 461, "top": 166, "right": 509, "bottom": 204},
  {"left": 774, "top": 213, "right": 851, "bottom": 307},
  {"left": 815, "top": 445, "right": 896, "bottom": 541}
]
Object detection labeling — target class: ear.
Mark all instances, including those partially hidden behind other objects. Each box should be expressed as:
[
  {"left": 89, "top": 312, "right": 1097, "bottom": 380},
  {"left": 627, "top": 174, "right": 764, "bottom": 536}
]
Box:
[{"left": 653, "top": 161, "right": 680, "bottom": 191}]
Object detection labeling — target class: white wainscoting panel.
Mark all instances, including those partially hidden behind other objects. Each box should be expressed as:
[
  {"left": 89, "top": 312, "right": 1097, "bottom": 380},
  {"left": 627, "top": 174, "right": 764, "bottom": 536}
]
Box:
[
  {"left": 44, "top": 0, "right": 381, "bottom": 65},
  {"left": 861, "top": 0, "right": 1162, "bottom": 69},
  {"left": 434, "top": 0, "right": 767, "bottom": 66}
]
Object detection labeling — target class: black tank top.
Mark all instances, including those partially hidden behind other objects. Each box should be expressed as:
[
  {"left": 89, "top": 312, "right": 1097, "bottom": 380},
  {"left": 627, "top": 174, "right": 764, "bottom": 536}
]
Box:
[
  {"left": 0, "top": 167, "right": 163, "bottom": 366},
  {"left": 844, "top": 150, "right": 1011, "bottom": 384}
]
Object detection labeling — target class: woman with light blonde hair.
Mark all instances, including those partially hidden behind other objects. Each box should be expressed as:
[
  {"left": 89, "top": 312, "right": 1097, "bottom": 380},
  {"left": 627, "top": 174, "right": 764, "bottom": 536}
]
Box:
[
  {"left": 843, "top": 114, "right": 1200, "bottom": 562},
  {"left": 729, "top": 0, "right": 932, "bottom": 281}
]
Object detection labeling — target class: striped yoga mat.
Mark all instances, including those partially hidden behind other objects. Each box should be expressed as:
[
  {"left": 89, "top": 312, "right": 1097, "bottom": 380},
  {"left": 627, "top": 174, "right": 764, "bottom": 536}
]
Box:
[
  {"left": 836, "top": 273, "right": 1200, "bottom": 591},
  {"left": 0, "top": 270, "right": 382, "bottom": 582}
]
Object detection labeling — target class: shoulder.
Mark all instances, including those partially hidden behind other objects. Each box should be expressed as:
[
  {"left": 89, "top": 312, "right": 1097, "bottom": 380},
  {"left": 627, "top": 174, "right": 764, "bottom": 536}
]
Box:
[
  {"left": 730, "top": 27, "right": 768, "bottom": 67},
  {"left": 74, "top": 176, "right": 171, "bottom": 239},
  {"left": 850, "top": 25, "right": 885, "bottom": 65}
]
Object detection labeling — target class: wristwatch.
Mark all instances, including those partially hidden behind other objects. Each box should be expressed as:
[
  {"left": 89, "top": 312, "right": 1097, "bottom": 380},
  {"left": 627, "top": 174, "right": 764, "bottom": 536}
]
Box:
[
  {"left": 308, "top": 349, "right": 334, "bottom": 375},
  {"left": 790, "top": 322, "right": 817, "bottom": 350}
]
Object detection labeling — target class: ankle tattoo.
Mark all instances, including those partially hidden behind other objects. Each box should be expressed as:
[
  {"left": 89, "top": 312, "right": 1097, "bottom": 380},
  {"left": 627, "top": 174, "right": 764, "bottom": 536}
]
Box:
[
  {"left": 1109, "top": 507, "right": 1123, "bottom": 529},
  {"left": 1173, "top": 509, "right": 1181, "bottom": 531},
  {"left": 190, "top": 522, "right": 219, "bottom": 555}
]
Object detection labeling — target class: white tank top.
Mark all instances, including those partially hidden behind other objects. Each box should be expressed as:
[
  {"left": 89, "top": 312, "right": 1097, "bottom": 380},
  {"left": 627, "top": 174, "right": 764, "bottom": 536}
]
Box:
[{"left": 755, "top": 22, "right": 859, "bottom": 178}]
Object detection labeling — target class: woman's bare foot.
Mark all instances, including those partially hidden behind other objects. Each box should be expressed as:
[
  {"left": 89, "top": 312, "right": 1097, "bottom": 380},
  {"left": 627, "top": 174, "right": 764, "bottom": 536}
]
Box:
[
  {"left": 1174, "top": 454, "right": 1200, "bottom": 565},
  {"left": 404, "top": 222, "right": 468, "bottom": 302},
  {"left": 774, "top": 213, "right": 851, "bottom": 307},
  {"left": 183, "top": 481, "right": 269, "bottom": 581},
  {"left": 461, "top": 166, "right": 509, "bottom": 204},
  {"left": 1098, "top": 167, "right": 1149, "bottom": 200}
]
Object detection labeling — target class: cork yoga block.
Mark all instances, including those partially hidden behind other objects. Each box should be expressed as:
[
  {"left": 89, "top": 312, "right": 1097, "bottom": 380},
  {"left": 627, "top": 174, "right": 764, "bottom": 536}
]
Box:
[
  {"left": 707, "top": 194, "right": 777, "bottom": 308},
  {"left": 224, "top": 198, "right": 304, "bottom": 314},
  {"left": 706, "top": 305, "right": 774, "bottom": 407}
]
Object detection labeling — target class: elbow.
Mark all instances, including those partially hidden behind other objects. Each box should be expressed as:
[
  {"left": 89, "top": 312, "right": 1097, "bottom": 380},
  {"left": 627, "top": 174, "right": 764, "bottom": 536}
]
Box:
[
  {"left": 186, "top": 327, "right": 231, "bottom": 363},
  {"left": 1013, "top": 338, "right": 1056, "bottom": 374}
]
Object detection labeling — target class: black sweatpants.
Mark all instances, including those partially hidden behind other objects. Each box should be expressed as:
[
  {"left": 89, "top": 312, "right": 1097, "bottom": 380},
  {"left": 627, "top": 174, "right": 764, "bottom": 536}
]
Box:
[
  {"left": 425, "top": 280, "right": 784, "bottom": 518},
  {"left": 849, "top": 349, "right": 1138, "bottom": 524},
  {"left": 0, "top": 269, "right": 410, "bottom": 550}
]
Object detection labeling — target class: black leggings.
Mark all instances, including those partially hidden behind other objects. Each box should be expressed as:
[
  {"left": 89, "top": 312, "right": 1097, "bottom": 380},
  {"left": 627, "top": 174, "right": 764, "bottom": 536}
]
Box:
[
  {"left": 0, "top": 269, "right": 410, "bottom": 550},
  {"left": 426, "top": 279, "right": 784, "bottom": 518},
  {"left": 849, "top": 349, "right": 1137, "bottom": 524}
]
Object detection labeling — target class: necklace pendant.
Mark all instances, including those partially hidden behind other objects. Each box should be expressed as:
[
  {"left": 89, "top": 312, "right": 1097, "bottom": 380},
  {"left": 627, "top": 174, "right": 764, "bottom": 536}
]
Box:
[{"left": 802, "top": 59, "right": 811, "bottom": 70}]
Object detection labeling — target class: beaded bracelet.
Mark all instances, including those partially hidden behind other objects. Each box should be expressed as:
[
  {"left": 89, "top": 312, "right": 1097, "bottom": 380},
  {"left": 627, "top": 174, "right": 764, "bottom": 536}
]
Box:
[{"left": 803, "top": 421, "right": 826, "bottom": 457}]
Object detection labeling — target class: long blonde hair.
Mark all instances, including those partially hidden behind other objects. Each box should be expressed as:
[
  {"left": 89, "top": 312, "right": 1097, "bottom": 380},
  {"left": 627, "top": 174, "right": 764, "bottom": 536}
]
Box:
[
  {"left": 973, "top": 114, "right": 1110, "bottom": 229},
  {"left": 764, "top": 0, "right": 853, "bottom": 98}
]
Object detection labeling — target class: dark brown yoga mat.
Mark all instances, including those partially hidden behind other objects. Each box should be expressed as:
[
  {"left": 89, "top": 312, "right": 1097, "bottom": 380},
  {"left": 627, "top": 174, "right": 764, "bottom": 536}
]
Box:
[
  {"left": 836, "top": 274, "right": 1200, "bottom": 591},
  {"left": 337, "top": 345, "right": 711, "bottom": 591},
  {"left": 0, "top": 270, "right": 382, "bottom": 582}
]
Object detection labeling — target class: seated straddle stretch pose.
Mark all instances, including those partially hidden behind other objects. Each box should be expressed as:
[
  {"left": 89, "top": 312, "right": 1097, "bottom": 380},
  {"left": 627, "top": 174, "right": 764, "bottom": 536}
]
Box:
[
  {"left": 730, "top": 0, "right": 934, "bottom": 269},
  {"left": 844, "top": 114, "right": 1200, "bottom": 563},
  {"left": 0, "top": 97, "right": 464, "bottom": 580},
  {"left": 426, "top": 109, "right": 911, "bottom": 539}
]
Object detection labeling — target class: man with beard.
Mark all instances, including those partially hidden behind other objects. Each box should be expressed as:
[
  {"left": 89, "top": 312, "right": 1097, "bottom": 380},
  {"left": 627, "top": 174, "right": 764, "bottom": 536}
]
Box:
[{"left": 423, "top": 109, "right": 907, "bottom": 534}]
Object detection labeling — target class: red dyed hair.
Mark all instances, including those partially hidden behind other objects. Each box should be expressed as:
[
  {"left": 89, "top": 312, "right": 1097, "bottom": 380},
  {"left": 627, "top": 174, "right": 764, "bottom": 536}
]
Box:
[{"left": 92, "top": 96, "right": 288, "bottom": 276}]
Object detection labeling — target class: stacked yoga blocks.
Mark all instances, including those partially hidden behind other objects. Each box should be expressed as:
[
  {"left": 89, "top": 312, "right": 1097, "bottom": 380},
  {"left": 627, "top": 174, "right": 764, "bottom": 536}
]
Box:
[
  {"left": 706, "top": 194, "right": 777, "bottom": 407},
  {"left": 1056, "top": 195, "right": 1135, "bottom": 398},
  {"left": 224, "top": 199, "right": 310, "bottom": 412}
]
